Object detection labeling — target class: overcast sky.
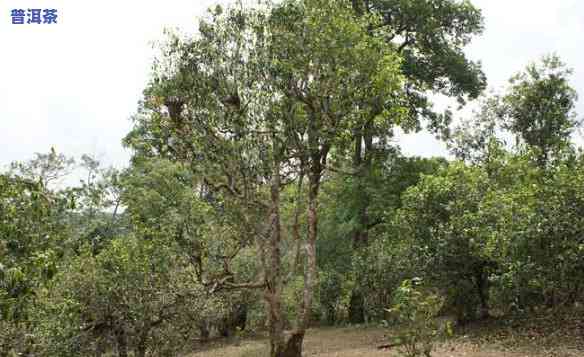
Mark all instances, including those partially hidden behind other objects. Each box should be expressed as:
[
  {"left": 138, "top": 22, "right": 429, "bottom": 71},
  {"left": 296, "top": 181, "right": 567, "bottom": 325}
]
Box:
[{"left": 1, "top": 0, "right": 583, "bottom": 171}]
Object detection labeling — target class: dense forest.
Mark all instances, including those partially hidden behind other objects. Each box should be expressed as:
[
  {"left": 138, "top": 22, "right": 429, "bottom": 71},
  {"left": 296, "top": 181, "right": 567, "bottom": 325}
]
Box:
[{"left": 2, "top": 0, "right": 583, "bottom": 356}]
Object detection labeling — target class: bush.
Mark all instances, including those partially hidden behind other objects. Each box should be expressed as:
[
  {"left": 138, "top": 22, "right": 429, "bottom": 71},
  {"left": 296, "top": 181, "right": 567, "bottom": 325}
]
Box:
[
  {"left": 385, "top": 279, "right": 450, "bottom": 357},
  {"left": 35, "top": 236, "right": 215, "bottom": 356}
]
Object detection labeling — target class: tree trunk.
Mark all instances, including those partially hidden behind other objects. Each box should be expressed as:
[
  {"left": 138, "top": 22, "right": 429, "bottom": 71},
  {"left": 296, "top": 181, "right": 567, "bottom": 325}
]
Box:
[
  {"left": 324, "top": 300, "right": 337, "bottom": 325},
  {"left": 135, "top": 326, "right": 150, "bottom": 357},
  {"left": 198, "top": 321, "right": 210, "bottom": 342},
  {"left": 263, "top": 170, "right": 316, "bottom": 357},
  {"left": 218, "top": 303, "right": 248, "bottom": 338},
  {"left": 135, "top": 344, "right": 147, "bottom": 357},
  {"left": 299, "top": 174, "right": 319, "bottom": 331},
  {"left": 292, "top": 172, "right": 304, "bottom": 275},
  {"left": 348, "top": 127, "right": 373, "bottom": 324},
  {"left": 263, "top": 161, "right": 287, "bottom": 357},
  {"left": 349, "top": 290, "right": 366, "bottom": 324},
  {"left": 476, "top": 269, "right": 490, "bottom": 320},
  {"left": 234, "top": 303, "right": 248, "bottom": 331},
  {"left": 276, "top": 331, "right": 305, "bottom": 357},
  {"left": 94, "top": 337, "right": 106, "bottom": 357},
  {"left": 115, "top": 329, "right": 128, "bottom": 357}
]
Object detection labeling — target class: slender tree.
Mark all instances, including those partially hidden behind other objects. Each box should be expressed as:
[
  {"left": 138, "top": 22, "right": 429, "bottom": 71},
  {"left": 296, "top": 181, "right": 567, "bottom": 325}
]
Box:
[{"left": 501, "top": 54, "right": 579, "bottom": 167}]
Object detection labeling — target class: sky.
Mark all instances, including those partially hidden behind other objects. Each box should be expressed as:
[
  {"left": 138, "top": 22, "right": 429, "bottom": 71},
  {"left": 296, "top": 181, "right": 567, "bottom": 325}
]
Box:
[{"left": 1, "top": 0, "right": 583, "bottom": 172}]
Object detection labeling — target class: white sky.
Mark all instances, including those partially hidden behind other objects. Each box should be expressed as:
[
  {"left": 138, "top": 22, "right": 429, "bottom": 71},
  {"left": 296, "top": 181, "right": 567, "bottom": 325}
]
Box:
[{"left": 1, "top": 0, "right": 583, "bottom": 170}]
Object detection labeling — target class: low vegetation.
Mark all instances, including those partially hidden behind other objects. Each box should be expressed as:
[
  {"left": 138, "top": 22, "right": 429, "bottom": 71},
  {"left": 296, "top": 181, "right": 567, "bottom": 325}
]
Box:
[{"left": 188, "top": 313, "right": 584, "bottom": 357}]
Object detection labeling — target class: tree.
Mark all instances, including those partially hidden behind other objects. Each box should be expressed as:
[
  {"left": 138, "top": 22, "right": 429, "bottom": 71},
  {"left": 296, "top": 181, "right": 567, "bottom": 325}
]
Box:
[
  {"left": 484, "top": 150, "right": 584, "bottom": 311},
  {"left": 9, "top": 147, "right": 75, "bottom": 189},
  {"left": 448, "top": 94, "right": 504, "bottom": 164},
  {"left": 0, "top": 172, "right": 70, "bottom": 355},
  {"left": 344, "top": 0, "right": 487, "bottom": 323},
  {"left": 267, "top": 1, "right": 406, "bottom": 346},
  {"left": 125, "top": 0, "right": 406, "bottom": 355},
  {"left": 68, "top": 155, "right": 126, "bottom": 255},
  {"left": 121, "top": 158, "right": 259, "bottom": 339},
  {"left": 37, "top": 236, "right": 212, "bottom": 357},
  {"left": 398, "top": 163, "right": 496, "bottom": 322},
  {"left": 317, "top": 152, "right": 447, "bottom": 323},
  {"left": 126, "top": 4, "right": 296, "bottom": 354},
  {"left": 501, "top": 54, "right": 579, "bottom": 167}
]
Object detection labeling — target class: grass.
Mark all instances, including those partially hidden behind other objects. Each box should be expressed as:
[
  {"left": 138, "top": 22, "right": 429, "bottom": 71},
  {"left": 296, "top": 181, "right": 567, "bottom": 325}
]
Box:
[{"left": 188, "top": 310, "right": 584, "bottom": 357}]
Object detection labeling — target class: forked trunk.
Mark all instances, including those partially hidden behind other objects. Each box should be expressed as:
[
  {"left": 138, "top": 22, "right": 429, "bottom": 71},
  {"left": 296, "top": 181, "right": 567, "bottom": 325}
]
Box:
[{"left": 348, "top": 128, "right": 373, "bottom": 324}]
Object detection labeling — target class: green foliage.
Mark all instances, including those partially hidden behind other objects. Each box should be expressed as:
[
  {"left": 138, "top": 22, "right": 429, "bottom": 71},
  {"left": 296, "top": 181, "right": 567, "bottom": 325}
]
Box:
[
  {"left": 398, "top": 163, "right": 496, "bottom": 322},
  {"left": 0, "top": 172, "right": 69, "bottom": 355},
  {"left": 37, "top": 236, "right": 215, "bottom": 356},
  {"left": 501, "top": 54, "right": 579, "bottom": 165},
  {"left": 120, "top": 159, "right": 209, "bottom": 241},
  {"left": 0, "top": 151, "right": 73, "bottom": 354},
  {"left": 9, "top": 147, "right": 75, "bottom": 188},
  {"left": 4, "top": 2, "right": 584, "bottom": 357},
  {"left": 364, "top": 0, "right": 486, "bottom": 136},
  {"left": 397, "top": 141, "right": 584, "bottom": 318},
  {"left": 385, "top": 279, "right": 448, "bottom": 357},
  {"left": 67, "top": 155, "right": 126, "bottom": 254},
  {"left": 448, "top": 95, "right": 504, "bottom": 163},
  {"left": 485, "top": 152, "right": 584, "bottom": 311},
  {"left": 315, "top": 153, "right": 446, "bottom": 324}
]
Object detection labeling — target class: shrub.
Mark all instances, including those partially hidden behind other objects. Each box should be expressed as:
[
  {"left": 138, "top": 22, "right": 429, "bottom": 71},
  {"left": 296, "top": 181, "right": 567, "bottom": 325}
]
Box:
[{"left": 385, "top": 279, "right": 449, "bottom": 357}]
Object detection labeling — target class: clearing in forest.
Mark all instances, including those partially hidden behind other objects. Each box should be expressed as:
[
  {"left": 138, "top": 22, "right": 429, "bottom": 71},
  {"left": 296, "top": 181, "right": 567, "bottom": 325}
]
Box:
[{"left": 189, "top": 316, "right": 584, "bottom": 357}]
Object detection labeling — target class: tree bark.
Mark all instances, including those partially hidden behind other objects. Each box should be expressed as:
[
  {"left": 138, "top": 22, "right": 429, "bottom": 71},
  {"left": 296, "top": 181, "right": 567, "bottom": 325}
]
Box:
[
  {"left": 263, "top": 160, "right": 287, "bottom": 357},
  {"left": 135, "top": 325, "right": 150, "bottom": 357},
  {"left": 136, "top": 343, "right": 147, "bottom": 357},
  {"left": 349, "top": 290, "right": 366, "bottom": 324},
  {"left": 278, "top": 331, "right": 305, "bottom": 357},
  {"left": 292, "top": 172, "right": 304, "bottom": 275},
  {"left": 264, "top": 167, "right": 317, "bottom": 357},
  {"left": 300, "top": 174, "right": 319, "bottom": 330},
  {"left": 94, "top": 337, "right": 106, "bottom": 357},
  {"left": 475, "top": 268, "right": 490, "bottom": 320},
  {"left": 348, "top": 126, "right": 374, "bottom": 324},
  {"left": 115, "top": 329, "right": 128, "bottom": 357},
  {"left": 276, "top": 113, "right": 327, "bottom": 357},
  {"left": 272, "top": 174, "right": 320, "bottom": 357},
  {"left": 198, "top": 320, "right": 210, "bottom": 342}
]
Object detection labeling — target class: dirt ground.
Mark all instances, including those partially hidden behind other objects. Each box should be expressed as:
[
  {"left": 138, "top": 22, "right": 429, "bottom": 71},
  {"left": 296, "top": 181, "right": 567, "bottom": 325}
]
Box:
[{"left": 188, "top": 324, "right": 583, "bottom": 357}]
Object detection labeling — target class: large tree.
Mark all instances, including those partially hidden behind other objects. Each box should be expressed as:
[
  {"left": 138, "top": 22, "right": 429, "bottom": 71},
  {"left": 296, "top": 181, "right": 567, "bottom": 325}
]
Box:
[
  {"left": 345, "top": 0, "right": 487, "bottom": 323},
  {"left": 125, "top": 0, "right": 406, "bottom": 355}
]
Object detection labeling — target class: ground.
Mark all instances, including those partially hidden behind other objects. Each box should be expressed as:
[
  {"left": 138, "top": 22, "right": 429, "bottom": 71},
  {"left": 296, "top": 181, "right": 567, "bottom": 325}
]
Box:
[{"left": 188, "top": 313, "right": 584, "bottom": 357}]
